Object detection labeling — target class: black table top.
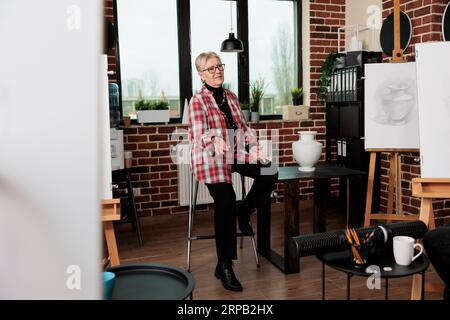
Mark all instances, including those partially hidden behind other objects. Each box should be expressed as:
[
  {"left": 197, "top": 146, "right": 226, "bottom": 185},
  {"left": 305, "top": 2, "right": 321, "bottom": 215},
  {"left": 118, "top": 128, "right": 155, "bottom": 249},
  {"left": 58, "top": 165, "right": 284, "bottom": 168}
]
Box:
[
  {"left": 109, "top": 263, "right": 195, "bottom": 300},
  {"left": 277, "top": 164, "right": 367, "bottom": 181},
  {"left": 317, "top": 249, "right": 429, "bottom": 278}
]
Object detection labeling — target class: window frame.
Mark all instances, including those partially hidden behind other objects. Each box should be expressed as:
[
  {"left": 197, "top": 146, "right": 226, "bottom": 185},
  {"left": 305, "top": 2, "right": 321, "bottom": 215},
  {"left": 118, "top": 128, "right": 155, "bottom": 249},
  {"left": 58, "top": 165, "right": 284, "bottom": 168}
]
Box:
[{"left": 113, "top": 0, "right": 302, "bottom": 124}]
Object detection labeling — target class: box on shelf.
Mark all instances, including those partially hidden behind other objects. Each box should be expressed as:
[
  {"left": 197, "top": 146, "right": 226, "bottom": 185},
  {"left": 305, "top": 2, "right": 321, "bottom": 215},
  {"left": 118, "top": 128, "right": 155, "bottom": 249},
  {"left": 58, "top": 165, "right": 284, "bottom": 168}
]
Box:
[{"left": 282, "top": 105, "right": 309, "bottom": 120}]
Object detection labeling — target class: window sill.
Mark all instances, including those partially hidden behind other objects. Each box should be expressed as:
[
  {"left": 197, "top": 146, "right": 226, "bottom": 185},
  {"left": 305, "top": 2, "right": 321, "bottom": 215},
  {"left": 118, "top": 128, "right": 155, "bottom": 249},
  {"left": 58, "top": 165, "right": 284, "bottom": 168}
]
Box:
[{"left": 118, "top": 117, "right": 313, "bottom": 130}]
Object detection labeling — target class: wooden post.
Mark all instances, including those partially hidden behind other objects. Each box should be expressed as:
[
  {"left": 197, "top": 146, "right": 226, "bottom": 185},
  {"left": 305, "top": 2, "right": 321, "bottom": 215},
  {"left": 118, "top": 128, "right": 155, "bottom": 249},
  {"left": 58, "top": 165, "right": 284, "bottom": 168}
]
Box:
[
  {"left": 410, "top": 178, "right": 450, "bottom": 300},
  {"left": 102, "top": 199, "right": 121, "bottom": 267},
  {"left": 392, "top": 0, "right": 405, "bottom": 62},
  {"left": 364, "top": 149, "right": 418, "bottom": 226}
]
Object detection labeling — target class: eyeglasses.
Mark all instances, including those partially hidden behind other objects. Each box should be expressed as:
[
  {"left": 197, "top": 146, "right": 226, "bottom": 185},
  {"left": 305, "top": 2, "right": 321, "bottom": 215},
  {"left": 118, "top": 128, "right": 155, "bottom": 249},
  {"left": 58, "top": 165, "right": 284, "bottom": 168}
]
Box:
[{"left": 202, "top": 64, "right": 225, "bottom": 74}]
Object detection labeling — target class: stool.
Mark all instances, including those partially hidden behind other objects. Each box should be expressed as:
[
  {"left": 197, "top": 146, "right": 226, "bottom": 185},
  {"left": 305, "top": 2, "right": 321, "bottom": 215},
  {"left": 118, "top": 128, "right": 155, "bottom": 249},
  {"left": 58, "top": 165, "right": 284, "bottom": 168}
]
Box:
[
  {"left": 112, "top": 168, "right": 144, "bottom": 246},
  {"left": 186, "top": 171, "right": 260, "bottom": 272}
]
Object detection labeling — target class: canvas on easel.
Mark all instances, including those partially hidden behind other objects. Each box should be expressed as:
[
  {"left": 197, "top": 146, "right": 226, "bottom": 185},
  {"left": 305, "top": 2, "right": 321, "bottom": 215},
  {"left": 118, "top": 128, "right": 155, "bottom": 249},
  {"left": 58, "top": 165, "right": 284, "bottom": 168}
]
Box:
[
  {"left": 415, "top": 42, "right": 450, "bottom": 178},
  {"left": 364, "top": 62, "right": 420, "bottom": 150},
  {"left": 406, "top": 40, "right": 450, "bottom": 301},
  {"left": 363, "top": 0, "right": 419, "bottom": 227}
]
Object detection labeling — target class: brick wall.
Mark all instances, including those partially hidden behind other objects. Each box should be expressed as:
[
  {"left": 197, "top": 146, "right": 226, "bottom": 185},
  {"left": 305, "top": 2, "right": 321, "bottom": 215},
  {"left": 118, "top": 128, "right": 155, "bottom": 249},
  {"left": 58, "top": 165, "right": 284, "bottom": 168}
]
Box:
[
  {"left": 104, "top": 0, "right": 117, "bottom": 81},
  {"left": 123, "top": 120, "right": 318, "bottom": 217},
  {"left": 309, "top": 0, "right": 346, "bottom": 196},
  {"left": 380, "top": 0, "right": 450, "bottom": 225},
  {"left": 104, "top": 0, "right": 345, "bottom": 216}
]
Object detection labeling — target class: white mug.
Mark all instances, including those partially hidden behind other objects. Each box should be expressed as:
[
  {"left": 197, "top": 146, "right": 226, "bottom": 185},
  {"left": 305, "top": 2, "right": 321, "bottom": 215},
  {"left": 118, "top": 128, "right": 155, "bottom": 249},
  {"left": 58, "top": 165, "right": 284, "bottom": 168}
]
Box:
[{"left": 393, "top": 236, "right": 424, "bottom": 266}]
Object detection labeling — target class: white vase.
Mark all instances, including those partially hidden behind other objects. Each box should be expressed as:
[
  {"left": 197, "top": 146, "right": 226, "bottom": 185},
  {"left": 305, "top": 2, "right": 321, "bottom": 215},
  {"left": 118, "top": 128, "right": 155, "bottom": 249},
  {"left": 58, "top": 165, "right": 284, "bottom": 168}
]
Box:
[{"left": 292, "top": 131, "right": 323, "bottom": 172}]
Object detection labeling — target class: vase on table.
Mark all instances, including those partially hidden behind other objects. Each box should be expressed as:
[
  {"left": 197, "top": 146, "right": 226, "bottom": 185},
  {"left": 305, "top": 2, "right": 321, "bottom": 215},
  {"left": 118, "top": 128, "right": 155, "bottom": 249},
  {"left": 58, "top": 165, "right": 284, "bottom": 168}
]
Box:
[{"left": 292, "top": 131, "right": 322, "bottom": 172}]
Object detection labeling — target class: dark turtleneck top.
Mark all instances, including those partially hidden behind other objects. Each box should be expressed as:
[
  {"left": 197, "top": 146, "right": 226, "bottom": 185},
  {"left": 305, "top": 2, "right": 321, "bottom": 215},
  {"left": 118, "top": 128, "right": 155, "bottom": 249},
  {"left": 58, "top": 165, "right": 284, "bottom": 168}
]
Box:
[{"left": 204, "top": 82, "right": 237, "bottom": 130}]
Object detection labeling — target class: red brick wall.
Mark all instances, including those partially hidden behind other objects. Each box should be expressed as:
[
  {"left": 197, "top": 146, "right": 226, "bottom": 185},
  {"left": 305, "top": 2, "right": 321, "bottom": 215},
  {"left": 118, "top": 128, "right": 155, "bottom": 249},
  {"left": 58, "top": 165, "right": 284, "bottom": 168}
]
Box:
[
  {"left": 123, "top": 121, "right": 319, "bottom": 217},
  {"left": 309, "top": 0, "right": 346, "bottom": 196},
  {"left": 104, "top": 0, "right": 117, "bottom": 81},
  {"left": 104, "top": 0, "right": 345, "bottom": 216},
  {"left": 380, "top": 0, "right": 450, "bottom": 225}
]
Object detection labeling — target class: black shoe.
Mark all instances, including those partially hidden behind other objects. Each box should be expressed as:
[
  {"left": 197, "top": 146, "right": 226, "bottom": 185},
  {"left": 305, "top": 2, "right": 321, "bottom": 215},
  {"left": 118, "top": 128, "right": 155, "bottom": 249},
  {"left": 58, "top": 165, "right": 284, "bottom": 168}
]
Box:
[
  {"left": 214, "top": 260, "right": 243, "bottom": 292},
  {"left": 237, "top": 203, "right": 254, "bottom": 235}
]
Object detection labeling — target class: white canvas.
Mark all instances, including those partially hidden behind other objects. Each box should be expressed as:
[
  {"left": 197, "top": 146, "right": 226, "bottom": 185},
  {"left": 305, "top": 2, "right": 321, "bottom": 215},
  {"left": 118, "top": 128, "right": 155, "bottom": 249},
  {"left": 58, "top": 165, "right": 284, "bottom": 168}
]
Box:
[
  {"left": 364, "top": 62, "right": 420, "bottom": 149},
  {"left": 415, "top": 42, "right": 450, "bottom": 178}
]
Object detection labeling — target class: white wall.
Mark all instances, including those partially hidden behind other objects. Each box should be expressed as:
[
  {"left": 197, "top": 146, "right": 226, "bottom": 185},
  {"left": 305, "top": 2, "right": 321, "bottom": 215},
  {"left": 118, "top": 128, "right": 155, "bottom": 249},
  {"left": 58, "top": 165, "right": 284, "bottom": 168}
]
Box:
[
  {"left": 346, "top": 0, "right": 383, "bottom": 52},
  {"left": 0, "top": 0, "right": 102, "bottom": 299}
]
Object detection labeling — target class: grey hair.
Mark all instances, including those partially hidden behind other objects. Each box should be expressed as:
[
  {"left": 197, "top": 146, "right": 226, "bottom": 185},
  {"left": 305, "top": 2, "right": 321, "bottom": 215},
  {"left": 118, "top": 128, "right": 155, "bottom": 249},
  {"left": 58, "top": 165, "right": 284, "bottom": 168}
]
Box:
[{"left": 194, "top": 51, "right": 222, "bottom": 73}]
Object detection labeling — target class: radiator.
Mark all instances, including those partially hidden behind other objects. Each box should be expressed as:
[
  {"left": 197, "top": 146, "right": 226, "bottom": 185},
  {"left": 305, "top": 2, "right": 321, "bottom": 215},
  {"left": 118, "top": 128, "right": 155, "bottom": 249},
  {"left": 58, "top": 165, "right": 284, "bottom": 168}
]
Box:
[{"left": 177, "top": 164, "right": 254, "bottom": 206}]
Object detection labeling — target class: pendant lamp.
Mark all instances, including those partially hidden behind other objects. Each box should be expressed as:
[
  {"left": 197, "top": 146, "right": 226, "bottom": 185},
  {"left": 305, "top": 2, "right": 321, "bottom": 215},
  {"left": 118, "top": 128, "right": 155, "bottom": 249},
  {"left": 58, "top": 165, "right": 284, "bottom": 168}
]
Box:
[{"left": 220, "top": 1, "right": 244, "bottom": 52}]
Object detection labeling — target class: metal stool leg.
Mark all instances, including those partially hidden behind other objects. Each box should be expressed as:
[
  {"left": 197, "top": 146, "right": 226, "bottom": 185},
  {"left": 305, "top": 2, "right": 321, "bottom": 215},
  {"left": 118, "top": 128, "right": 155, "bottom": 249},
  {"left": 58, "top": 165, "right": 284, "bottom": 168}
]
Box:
[
  {"left": 187, "top": 170, "right": 198, "bottom": 272},
  {"left": 239, "top": 174, "right": 260, "bottom": 268},
  {"left": 240, "top": 174, "right": 246, "bottom": 249},
  {"left": 250, "top": 236, "right": 261, "bottom": 267}
]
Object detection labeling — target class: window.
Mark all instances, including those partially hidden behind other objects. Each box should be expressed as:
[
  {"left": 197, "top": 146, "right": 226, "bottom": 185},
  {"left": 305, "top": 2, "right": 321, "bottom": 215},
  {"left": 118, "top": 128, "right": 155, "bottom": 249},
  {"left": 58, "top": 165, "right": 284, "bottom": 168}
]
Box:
[
  {"left": 190, "top": 0, "right": 238, "bottom": 94},
  {"left": 114, "top": 0, "right": 301, "bottom": 122},
  {"left": 116, "top": 0, "right": 181, "bottom": 119},
  {"left": 248, "top": 0, "right": 297, "bottom": 115}
]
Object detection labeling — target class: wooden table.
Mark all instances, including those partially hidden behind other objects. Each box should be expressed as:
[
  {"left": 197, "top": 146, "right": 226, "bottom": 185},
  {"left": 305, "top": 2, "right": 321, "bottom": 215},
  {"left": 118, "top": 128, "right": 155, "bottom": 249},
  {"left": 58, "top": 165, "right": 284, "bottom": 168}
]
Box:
[
  {"left": 257, "top": 164, "right": 367, "bottom": 274},
  {"left": 102, "top": 199, "right": 121, "bottom": 267}
]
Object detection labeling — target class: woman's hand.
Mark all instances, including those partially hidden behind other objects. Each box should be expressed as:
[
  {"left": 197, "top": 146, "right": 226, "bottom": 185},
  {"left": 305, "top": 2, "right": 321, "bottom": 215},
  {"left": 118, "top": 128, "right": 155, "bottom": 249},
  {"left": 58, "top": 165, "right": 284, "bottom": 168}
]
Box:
[
  {"left": 249, "top": 145, "right": 271, "bottom": 163},
  {"left": 211, "top": 136, "right": 230, "bottom": 156}
]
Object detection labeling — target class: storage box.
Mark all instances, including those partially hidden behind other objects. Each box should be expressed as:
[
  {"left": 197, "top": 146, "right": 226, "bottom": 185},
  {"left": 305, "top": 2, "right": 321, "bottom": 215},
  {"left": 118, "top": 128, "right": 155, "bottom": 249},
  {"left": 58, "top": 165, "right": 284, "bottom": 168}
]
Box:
[{"left": 282, "top": 105, "right": 310, "bottom": 120}]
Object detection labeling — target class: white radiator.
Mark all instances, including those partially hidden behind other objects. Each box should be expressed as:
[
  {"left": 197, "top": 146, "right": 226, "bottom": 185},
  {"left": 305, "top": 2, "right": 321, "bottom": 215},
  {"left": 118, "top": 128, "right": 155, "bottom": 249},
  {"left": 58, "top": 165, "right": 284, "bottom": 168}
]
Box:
[{"left": 177, "top": 164, "right": 254, "bottom": 206}]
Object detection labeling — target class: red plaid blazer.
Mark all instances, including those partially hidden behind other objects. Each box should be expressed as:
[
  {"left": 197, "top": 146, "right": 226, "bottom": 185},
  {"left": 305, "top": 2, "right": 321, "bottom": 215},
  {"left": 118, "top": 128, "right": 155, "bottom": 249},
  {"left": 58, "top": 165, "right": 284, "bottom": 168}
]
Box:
[{"left": 188, "top": 85, "right": 258, "bottom": 184}]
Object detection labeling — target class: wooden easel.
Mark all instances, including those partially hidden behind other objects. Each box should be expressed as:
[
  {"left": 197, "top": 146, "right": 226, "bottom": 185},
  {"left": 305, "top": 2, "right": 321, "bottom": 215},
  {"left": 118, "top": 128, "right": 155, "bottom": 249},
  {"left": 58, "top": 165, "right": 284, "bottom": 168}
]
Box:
[
  {"left": 102, "top": 199, "right": 121, "bottom": 267},
  {"left": 391, "top": 0, "right": 406, "bottom": 63},
  {"left": 364, "top": 0, "right": 416, "bottom": 226},
  {"left": 410, "top": 179, "right": 450, "bottom": 299},
  {"left": 364, "top": 150, "right": 420, "bottom": 226}
]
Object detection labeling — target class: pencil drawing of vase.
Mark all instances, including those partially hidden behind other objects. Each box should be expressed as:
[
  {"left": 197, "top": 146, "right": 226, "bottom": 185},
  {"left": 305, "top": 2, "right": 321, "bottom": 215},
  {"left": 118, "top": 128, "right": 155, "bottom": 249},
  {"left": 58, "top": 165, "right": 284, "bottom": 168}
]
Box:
[{"left": 381, "top": 82, "right": 414, "bottom": 124}]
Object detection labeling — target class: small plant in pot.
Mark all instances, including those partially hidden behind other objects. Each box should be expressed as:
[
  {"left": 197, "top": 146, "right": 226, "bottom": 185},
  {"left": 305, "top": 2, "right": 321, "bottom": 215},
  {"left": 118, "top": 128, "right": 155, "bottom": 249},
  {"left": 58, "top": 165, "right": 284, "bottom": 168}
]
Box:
[
  {"left": 240, "top": 101, "right": 250, "bottom": 122},
  {"left": 135, "top": 99, "right": 170, "bottom": 124},
  {"left": 291, "top": 87, "right": 303, "bottom": 106},
  {"left": 250, "top": 77, "right": 266, "bottom": 122}
]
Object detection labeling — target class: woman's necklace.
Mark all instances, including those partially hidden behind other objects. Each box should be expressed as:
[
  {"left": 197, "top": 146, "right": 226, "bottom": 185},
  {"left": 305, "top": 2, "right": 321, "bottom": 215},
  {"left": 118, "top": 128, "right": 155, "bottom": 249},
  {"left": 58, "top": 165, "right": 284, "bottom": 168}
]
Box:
[{"left": 218, "top": 92, "right": 235, "bottom": 129}]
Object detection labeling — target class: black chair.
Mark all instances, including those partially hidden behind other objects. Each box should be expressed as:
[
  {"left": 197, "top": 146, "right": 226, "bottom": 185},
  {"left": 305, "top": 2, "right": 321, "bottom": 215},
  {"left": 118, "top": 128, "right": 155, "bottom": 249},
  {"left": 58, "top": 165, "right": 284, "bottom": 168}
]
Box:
[
  {"left": 112, "top": 168, "right": 144, "bottom": 246},
  {"left": 186, "top": 170, "right": 260, "bottom": 272},
  {"left": 423, "top": 223, "right": 450, "bottom": 300}
]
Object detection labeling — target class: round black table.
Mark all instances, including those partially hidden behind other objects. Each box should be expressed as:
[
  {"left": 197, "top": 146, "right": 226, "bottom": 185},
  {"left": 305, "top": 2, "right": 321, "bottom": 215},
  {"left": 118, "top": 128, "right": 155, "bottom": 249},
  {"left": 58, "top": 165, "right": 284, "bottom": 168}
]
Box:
[
  {"left": 317, "top": 249, "right": 429, "bottom": 300},
  {"left": 108, "top": 263, "right": 195, "bottom": 300}
]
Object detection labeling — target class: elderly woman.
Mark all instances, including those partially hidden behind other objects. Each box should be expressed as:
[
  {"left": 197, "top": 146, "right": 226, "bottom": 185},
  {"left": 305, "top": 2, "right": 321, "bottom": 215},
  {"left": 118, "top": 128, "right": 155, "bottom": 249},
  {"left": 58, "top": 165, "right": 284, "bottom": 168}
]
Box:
[{"left": 188, "top": 51, "right": 278, "bottom": 292}]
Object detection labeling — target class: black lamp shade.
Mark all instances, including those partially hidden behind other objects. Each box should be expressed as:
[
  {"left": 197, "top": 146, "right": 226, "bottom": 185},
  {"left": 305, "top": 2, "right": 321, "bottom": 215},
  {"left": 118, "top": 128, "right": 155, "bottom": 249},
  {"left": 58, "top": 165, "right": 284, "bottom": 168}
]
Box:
[{"left": 220, "top": 33, "right": 244, "bottom": 52}]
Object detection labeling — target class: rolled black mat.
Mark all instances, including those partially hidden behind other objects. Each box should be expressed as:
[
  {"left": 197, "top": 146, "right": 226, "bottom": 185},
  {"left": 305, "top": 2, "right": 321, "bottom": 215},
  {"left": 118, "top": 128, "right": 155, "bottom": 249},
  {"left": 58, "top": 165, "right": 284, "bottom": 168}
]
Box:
[{"left": 288, "top": 221, "right": 428, "bottom": 258}]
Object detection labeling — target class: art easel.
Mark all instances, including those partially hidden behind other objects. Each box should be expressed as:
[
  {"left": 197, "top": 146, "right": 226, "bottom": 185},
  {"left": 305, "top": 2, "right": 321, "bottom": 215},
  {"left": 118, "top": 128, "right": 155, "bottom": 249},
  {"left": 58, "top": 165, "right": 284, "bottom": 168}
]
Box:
[
  {"left": 364, "top": 150, "right": 420, "bottom": 226},
  {"left": 102, "top": 199, "right": 121, "bottom": 267},
  {"left": 364, "top": 0, "right": 417, "bottom": 226},
  {"left": 410, "top": 179, "right": 450, "bottom": 299}
]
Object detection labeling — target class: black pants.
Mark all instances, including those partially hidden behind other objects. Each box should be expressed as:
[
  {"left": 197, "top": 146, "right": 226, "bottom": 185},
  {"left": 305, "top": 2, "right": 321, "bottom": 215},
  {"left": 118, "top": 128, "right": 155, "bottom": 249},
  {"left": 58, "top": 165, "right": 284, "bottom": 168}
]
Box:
[
  {"left": 423, "top": 224, "right": 450, "bottom": 300},
  {"left": 205, "top": 162, "right": 278, "bottom": 261}
]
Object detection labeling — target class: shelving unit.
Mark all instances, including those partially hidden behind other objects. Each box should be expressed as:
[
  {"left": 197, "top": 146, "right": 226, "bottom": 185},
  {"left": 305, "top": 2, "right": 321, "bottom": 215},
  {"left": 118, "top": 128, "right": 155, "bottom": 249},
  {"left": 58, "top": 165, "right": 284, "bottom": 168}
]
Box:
[{"left": 325, "top": 50, "right": 383, "bottom": 215}]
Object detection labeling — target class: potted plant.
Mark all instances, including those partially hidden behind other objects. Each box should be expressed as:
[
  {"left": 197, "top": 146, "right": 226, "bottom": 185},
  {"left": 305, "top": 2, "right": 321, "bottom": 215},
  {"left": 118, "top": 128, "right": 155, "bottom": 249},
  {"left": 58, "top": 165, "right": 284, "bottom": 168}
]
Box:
[
  {"left": 135, "top": 99, "right": 170, "bottom": 124},
  {"left": 240, "top": 101, "right": 250, "bottom": 122},
  {"left": 250, "top": 78, "right": 266, "bottom": 122},
  {"left": 282, "top": 87, "right": 309, "bottom": 121},
  {"left": 291, "top": 87, "right": 303, "bottom": 106},
  {"left": 317, "top": 52, "right": 345, "bottom": 103}
]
